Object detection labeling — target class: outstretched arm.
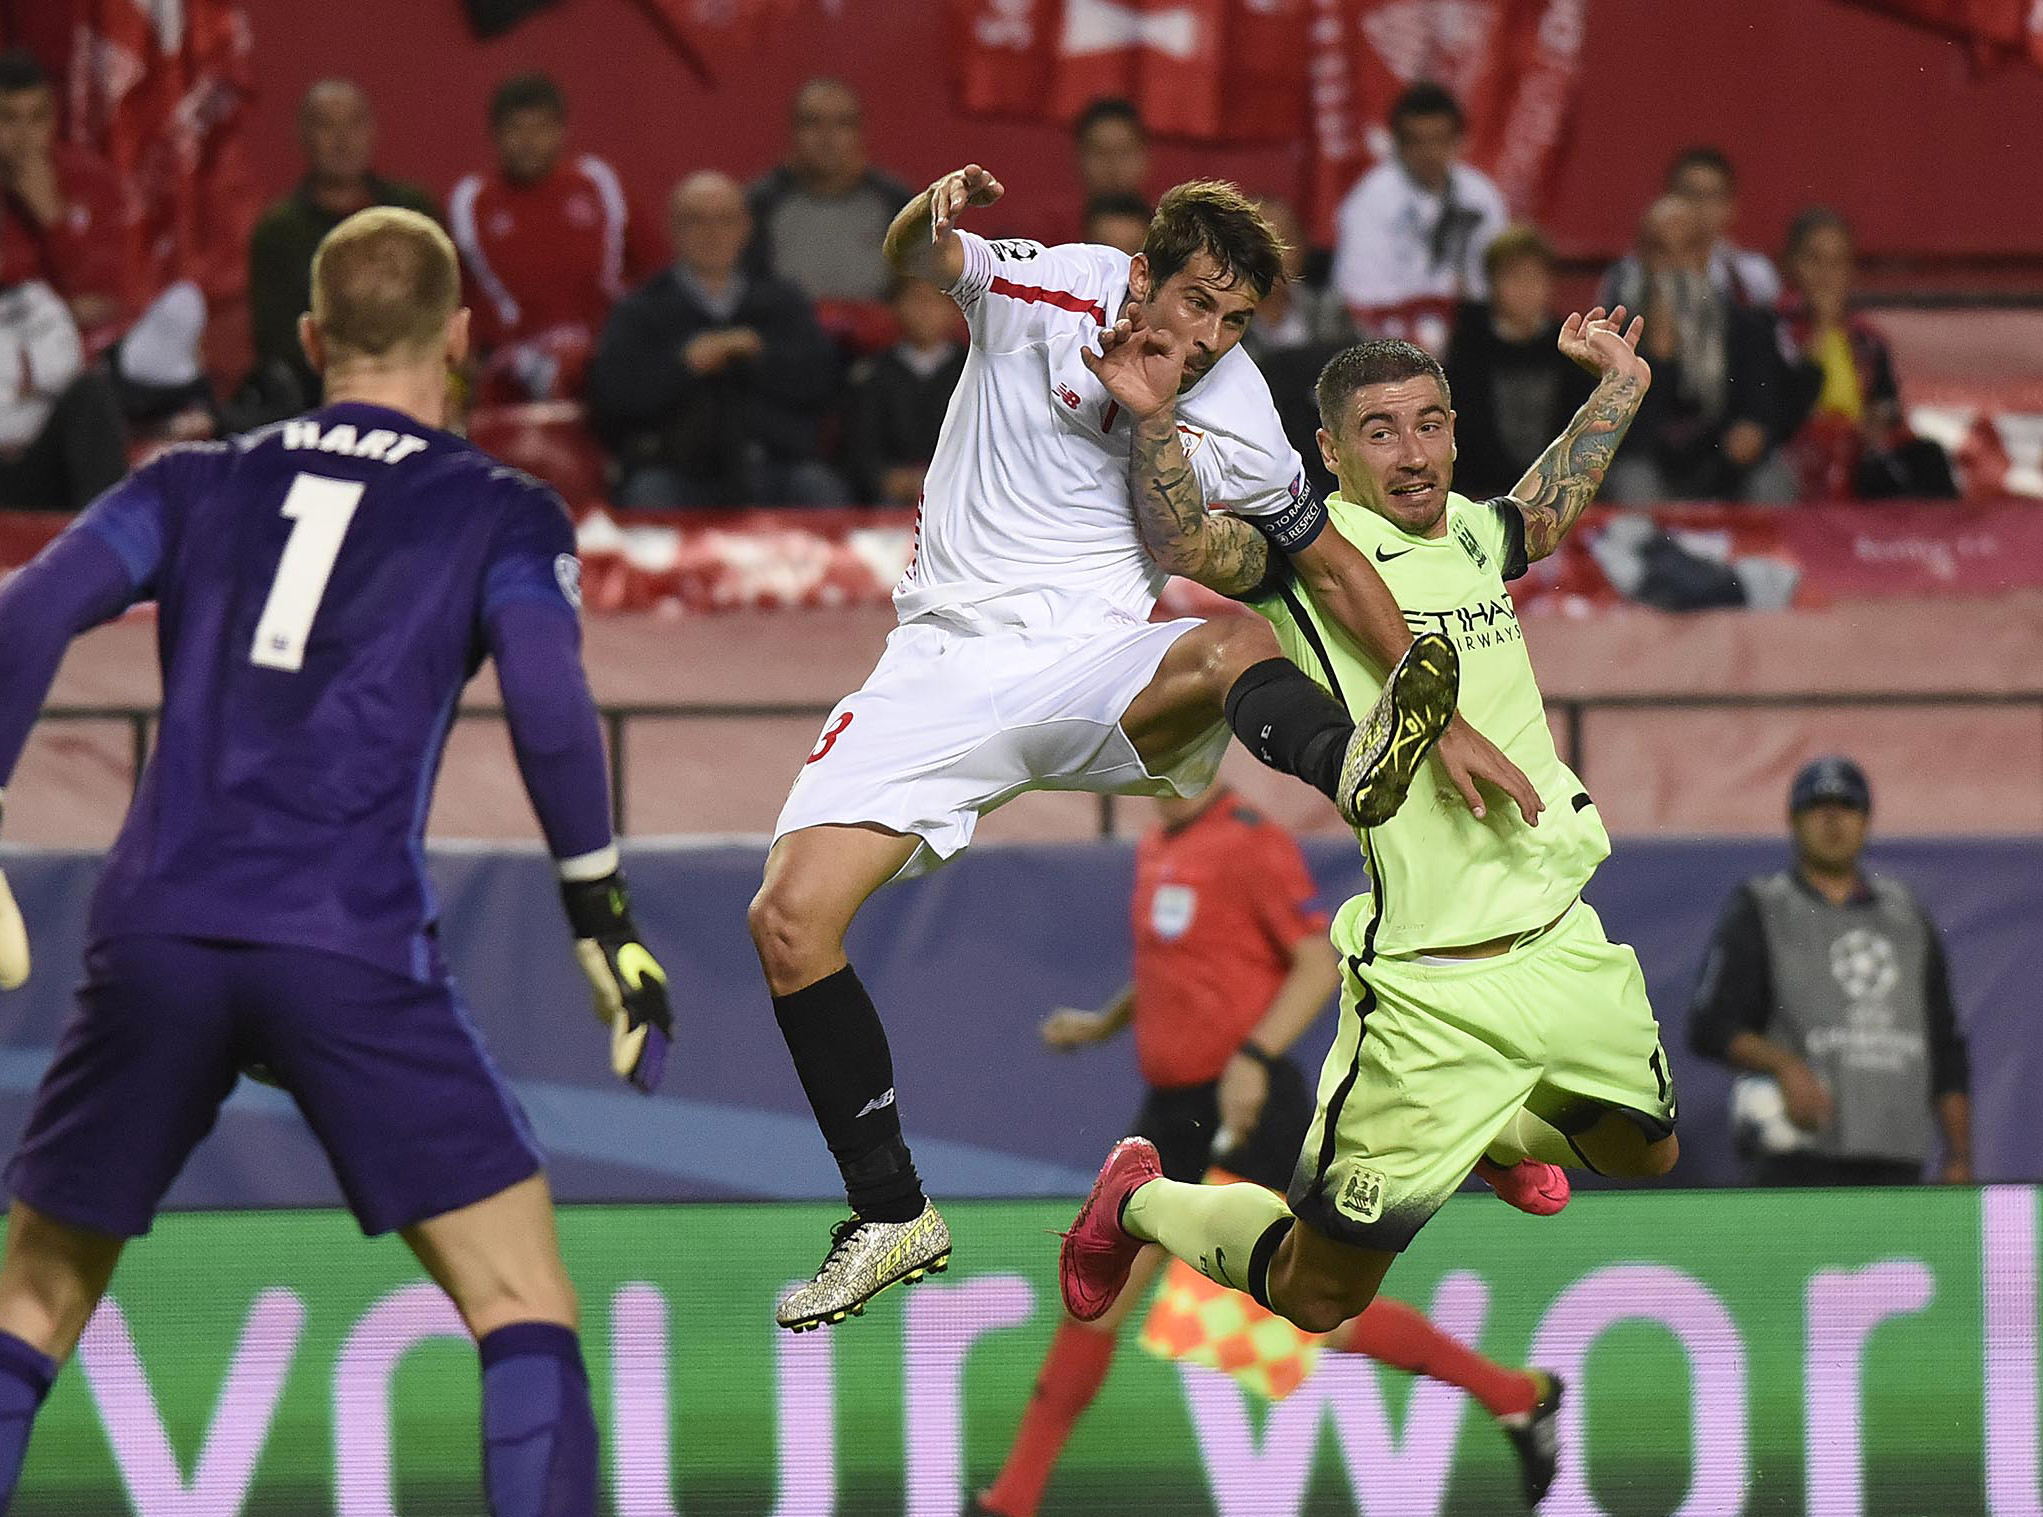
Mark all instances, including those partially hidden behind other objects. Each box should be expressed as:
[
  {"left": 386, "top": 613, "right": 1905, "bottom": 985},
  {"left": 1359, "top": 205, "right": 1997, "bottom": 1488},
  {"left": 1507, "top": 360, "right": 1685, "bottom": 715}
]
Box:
[
  {"left": 1512, "top": 306, "right": 1651, "bottom": 560},
  {"left": 883, "top": 163, "right": 1004, "bottom": 289}
]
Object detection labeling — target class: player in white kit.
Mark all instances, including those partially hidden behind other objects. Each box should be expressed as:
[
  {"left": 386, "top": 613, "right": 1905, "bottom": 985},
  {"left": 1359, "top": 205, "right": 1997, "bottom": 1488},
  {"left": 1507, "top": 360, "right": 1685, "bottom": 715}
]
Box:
[{"left": 752, "top": 168, "right": 1540, "bottom": 1331}]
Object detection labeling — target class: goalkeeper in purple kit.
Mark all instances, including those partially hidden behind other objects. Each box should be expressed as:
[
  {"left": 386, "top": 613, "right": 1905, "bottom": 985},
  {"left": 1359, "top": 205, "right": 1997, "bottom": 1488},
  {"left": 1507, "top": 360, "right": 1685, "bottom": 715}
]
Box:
[{"left": 0, "top": 208, "right": 669, "bottom": 1516}]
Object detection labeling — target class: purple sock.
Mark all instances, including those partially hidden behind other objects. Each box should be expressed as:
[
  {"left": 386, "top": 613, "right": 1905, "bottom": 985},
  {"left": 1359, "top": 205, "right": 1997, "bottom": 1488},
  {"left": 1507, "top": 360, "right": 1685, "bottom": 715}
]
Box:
[
  {"left": 0, "top": 1331, "right": 56, "bottom": 1505},
  {"left": 478, "top": 1322, "right": 597, "bottom": 1517}
]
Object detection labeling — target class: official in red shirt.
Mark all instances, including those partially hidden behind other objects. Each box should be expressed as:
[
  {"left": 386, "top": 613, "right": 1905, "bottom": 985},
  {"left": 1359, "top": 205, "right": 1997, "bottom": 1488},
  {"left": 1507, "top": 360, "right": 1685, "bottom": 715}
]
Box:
[
  {"left": 448, "top": 73, "right": 659, "bottom": 400},
  {"left": 1046, "top": 783, "right": 1335, "bottom": 1186}
]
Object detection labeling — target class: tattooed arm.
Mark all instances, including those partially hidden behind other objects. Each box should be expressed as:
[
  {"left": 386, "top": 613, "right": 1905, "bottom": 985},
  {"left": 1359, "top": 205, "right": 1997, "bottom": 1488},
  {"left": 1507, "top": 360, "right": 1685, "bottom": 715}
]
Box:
[
  {"left": 1512, "top": 306, "right": 1653, "bottom": 561},
  {"left": 1127, "top": 408, "right": 1274, "bottom": 595}
]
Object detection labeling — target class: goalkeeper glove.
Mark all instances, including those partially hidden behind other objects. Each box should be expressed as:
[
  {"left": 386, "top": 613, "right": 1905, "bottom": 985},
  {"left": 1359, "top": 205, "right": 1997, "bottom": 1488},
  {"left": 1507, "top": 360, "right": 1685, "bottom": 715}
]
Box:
[
  {"left": 0, "top": 802, "right": 26, "bottom": 991},
  {"left": 563, "top": 870, "right": 672, "bottom": 1094}
]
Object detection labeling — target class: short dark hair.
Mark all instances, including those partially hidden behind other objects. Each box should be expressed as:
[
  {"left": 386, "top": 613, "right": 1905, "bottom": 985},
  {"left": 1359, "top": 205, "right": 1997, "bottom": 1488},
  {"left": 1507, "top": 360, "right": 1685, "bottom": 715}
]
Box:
[
  {"left": 1390, "top": 81, "right": 1463, "bottom": 133},
  {"left": 1784, "top": 204, "right": 1852, "bottom": 260},
  {"left": 1139, "top": 180, "right": 1284, "bottom": 300},
  {"left": 1075, "top": 96, "right": 1145, "bottom": 141},
  {"left": 1316, "top": 339, "right": 1451, "bottom": 432},
  {"left": 489, "top": 72, "right": 565, "bottom": 129},
  {"left": 0, "top": 49, "right": 48, "bottom": 95},
  {"left": 1083, "top": 191, "right": 1152, "bottom": 227},
  {"left": 1666, "top": 145, "right": 1734, "bottom": 190}
]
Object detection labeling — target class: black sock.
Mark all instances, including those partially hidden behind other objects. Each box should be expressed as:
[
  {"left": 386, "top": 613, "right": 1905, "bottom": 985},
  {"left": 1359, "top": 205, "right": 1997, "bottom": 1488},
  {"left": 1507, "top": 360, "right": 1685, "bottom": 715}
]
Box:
[
  {"left": 1224, "top": 658, "right": 1353, "bottom": 802},
  {"left": 1246, "top": 1215, "right": 1295, "bottom": 1313},
  {"left": 773, "top": 964, "right": 926, "bottom": 1222}
]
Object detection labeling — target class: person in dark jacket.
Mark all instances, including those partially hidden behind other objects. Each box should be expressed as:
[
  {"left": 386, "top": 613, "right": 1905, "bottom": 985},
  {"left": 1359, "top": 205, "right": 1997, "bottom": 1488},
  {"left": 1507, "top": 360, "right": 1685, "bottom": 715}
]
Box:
[
  {"left": 245, "top": 80, "right": 439, "bottom": 418},
  {"left": 1688, "top": 757, "right": 1972, "bottom": 1186},
  {"left": 844, "top": 275, "right": 964, "bottom": 504},
  {"left": 588, "top": 171, "right": 846, "bottom": 509},
  {"left": 1599, "top": 196, "right": 1795, "bottom": 503},
  {"left": 1444, "top": 225, "right": 1596, "bottom": 499}
]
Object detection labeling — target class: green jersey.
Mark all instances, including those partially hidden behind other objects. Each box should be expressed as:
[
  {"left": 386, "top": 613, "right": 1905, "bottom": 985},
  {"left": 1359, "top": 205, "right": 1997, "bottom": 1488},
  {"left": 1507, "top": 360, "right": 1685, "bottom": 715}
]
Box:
[{"left": 1253, "top": 489, "right": 1608, "bottom": 955}]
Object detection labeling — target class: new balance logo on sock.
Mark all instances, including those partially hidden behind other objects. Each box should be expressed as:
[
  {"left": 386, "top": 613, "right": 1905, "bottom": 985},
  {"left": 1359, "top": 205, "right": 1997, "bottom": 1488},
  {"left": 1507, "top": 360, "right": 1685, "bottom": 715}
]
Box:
[{"left": 856, "top": 1088, "right": 897, "bottom": 1119}]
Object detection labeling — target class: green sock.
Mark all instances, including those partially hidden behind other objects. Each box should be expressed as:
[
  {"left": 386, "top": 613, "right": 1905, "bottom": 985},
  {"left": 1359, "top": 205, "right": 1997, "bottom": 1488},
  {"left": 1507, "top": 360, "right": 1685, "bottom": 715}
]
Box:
[
  {"left": 1484, "top": 1109, "right": 1578, "bottom": 1169},
  {"left": 1122, "top": 1179, "right": 1292, "bottom": 1296}
]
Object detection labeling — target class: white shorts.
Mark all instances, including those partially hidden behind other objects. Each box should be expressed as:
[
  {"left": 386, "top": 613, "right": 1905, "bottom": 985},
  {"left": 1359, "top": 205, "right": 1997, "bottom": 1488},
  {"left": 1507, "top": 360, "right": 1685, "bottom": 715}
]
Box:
[{"left": 774, "top": 613, "right": 1230, "bottom": 878}]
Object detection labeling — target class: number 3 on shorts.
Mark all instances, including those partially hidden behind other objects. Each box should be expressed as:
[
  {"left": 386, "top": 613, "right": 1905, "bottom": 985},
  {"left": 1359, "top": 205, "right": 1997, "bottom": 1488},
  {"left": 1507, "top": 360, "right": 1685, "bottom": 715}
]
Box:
[{"left": 806, "top": 712, "right": 854, "bottom": 764}]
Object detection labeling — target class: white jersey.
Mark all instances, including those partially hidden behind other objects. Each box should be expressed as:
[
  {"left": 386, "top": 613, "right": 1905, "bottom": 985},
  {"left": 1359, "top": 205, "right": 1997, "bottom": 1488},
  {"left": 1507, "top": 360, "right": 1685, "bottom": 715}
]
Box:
[
  {"left": 895, "top": 231, "right": 1320, "bottom": 631},
  {"left": 1330, "top": 160, "right": 1508, "bottom": 353}
]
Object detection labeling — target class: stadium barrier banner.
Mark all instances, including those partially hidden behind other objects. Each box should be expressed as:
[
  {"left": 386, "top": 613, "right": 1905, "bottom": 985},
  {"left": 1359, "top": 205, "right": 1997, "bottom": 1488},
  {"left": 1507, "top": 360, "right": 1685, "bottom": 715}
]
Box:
[
  {"left": 2, "top": 836, "right": 2039, "bottom": 1211},
  {"left": 13, "top": 1187, "right": 2040, "bottom": 1516}
]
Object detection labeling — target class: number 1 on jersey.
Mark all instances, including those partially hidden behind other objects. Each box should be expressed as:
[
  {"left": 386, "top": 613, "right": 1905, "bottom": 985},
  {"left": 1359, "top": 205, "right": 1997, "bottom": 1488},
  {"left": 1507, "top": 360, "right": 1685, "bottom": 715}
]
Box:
[{"left": 251, "top": 474, "right": 366, "bottom": 672}]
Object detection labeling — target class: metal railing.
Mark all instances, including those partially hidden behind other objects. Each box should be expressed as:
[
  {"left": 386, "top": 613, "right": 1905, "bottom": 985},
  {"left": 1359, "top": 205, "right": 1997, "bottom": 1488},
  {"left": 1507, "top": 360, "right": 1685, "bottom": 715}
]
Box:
[{"left": 39, "top": 689, "right": 2043, "bottom": 839}]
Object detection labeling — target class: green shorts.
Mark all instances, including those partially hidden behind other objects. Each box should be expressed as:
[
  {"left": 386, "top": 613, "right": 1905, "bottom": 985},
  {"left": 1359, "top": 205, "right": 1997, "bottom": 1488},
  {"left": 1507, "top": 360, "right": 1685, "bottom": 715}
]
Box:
[{"left": 1288, "top": 898, "right": 1678, "bottom": 1253}]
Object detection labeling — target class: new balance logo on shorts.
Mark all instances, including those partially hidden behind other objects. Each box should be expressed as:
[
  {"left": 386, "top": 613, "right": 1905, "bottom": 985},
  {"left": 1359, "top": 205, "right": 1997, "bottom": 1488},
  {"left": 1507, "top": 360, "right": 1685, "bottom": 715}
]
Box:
[
  {"left": 1336, "top": 1166, "right": 1387, "bottom": 1224},
  {"left": 856, "top": 1088, "right": 897, "bottom": 1119}
]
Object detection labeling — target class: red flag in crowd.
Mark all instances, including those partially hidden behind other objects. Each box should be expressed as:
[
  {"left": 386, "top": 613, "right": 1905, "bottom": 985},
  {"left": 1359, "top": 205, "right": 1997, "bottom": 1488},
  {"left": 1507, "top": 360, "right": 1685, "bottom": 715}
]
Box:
[
  {"left": 626, "top": 0, "right": 833, "bottom": 82},
  {"left": 1837, "top": 0, "right": 2043, "bottom": 67},
  {"left": 950, "top": 0, "right": 1586, "bottom": 237},
  {"left": 59, "top": 0, "right": 258, "bottom": 300},
  {"left": 952, "top": 0, "right": 1304, "bottom": 142}
]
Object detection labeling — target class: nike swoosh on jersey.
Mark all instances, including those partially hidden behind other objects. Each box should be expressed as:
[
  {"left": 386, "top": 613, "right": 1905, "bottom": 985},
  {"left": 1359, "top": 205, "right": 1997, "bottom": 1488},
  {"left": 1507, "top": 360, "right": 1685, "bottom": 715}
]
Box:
[{"left": 1375, "top": 545, "right": 1416, "bottom": 562}]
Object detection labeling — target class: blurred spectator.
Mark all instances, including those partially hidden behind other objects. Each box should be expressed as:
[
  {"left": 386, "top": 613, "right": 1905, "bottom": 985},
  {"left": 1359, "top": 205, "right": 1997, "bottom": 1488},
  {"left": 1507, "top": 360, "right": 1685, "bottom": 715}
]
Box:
[
  {"left": 1689, "top": 757, "right": 1971, "bottom": 1186},
  {"left": 1599, "top": 195, "right": 1795, "bottom": 504},
  {"left": 1777, "top": 207, "right": 1956, "bottom": 499},
  {"left": 844, "top": 276, "right": 964, "bottom": 505},
  {"left": 0, "top": 280, "right": 125, "bottom": 512},
  {"left": 1243, "top": 196, "right": 1355, "bottom": 498},
  {"left": 588, "top": 172, "right": 845, "bottom": 509},
  {"left": 1604, "top": 147, "right": 1779, "bottom": 311},
  {"left": 450, "top": 73, "right": 657, "bottom": 401},
  {"left": 0, "top": 50, "right": 207, "bottom": 432},
  {"left": 0, "top": 52, "right": 128, "bottom": 349},
  {"left": 1330, "top": 82, "right": 1506, "bottom": 357},
  {"left": 1444, "top": 226, "right": 1595, "bottom": 499},
  {"left": 1074, "top": 97, "right": 1150, "bottom": 200},
  {"left": 246, "top": 79, "right": 438, "bottom": 417},
  {"left": 1081, "top": 192, "right": 1151, "bottom": 257},
  {"left": 746, "top": 78, "right": 911, "bottom": 305}
]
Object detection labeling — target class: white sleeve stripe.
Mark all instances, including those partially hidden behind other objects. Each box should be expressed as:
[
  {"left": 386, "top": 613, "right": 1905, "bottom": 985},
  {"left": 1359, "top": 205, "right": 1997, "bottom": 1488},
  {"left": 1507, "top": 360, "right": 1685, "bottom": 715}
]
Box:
[
  {"left": 558, "top": 843, "right": 620, "bottom": 882},
  {"left": 448, "top": 175, "right": 522, "bottom": 329},
  {"left": 577, "top": 155, "right": 630, "bottom": 300}
]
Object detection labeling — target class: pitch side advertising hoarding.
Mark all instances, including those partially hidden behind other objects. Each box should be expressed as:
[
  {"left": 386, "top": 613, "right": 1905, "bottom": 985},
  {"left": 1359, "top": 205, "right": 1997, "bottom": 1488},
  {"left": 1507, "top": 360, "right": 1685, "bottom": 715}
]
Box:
[{"left": 12, "top": 1186, "right": 2040, "bottom": 1516}]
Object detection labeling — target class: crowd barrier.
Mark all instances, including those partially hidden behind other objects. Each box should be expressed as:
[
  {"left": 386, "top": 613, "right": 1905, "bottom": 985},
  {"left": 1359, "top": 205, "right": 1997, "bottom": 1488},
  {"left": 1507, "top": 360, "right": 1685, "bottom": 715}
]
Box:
[
  {"left": 6, "top": 501, "right": 2042, "bottom": 620},
  {"left": 0, "top": 836, "right": 2035, "bottom": 1212},
  {"left": 12, "top": 1187, "right": 2041, "bottom": 1515}
]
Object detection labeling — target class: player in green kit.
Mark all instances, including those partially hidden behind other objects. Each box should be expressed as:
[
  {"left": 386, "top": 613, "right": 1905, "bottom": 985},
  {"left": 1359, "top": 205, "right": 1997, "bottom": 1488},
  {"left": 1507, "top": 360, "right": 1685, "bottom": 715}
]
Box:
[{"left": 1061, "top": 308, "right": 1679, "bottom": 1387}]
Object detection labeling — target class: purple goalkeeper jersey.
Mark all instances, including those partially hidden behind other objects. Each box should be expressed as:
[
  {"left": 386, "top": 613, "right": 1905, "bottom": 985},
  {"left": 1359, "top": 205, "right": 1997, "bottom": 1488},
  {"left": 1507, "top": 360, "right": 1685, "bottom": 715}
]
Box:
[{"left": 66, "top": 402, "right": 592, "bottom": 980}]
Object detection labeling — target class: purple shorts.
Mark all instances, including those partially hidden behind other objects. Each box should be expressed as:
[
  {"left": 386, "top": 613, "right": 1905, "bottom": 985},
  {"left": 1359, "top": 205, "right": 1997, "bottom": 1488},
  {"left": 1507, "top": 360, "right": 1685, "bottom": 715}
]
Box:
[{"left": 5, "top": 935, "right": 544, "bottom": 1237}]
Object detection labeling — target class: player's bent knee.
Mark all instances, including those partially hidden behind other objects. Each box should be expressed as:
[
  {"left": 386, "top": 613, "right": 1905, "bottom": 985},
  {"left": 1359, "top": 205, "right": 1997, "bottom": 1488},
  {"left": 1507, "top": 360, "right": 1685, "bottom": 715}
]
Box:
[
  {"left": 1270, "top": 1262, "right": 1382, "bottom": 1335},
  {"left": 1283, "top": 1286, "right": 1376, "bottom": 1337},
  {"left": 1204, "top": 616, "right": 1282, "bottom": 687},
  {"left": 747, "top": 880, "right": 837, "bottom": 989},
  {"left": 1641, "top": 1134, "right": 1680, "bottom": 1177}
]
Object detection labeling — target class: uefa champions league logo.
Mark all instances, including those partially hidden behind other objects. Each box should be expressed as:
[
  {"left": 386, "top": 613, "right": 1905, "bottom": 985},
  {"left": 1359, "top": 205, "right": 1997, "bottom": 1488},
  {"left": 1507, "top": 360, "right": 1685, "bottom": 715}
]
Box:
[{"left": 1829, "top": 928, "right": 1899, "bottom": 1007}]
